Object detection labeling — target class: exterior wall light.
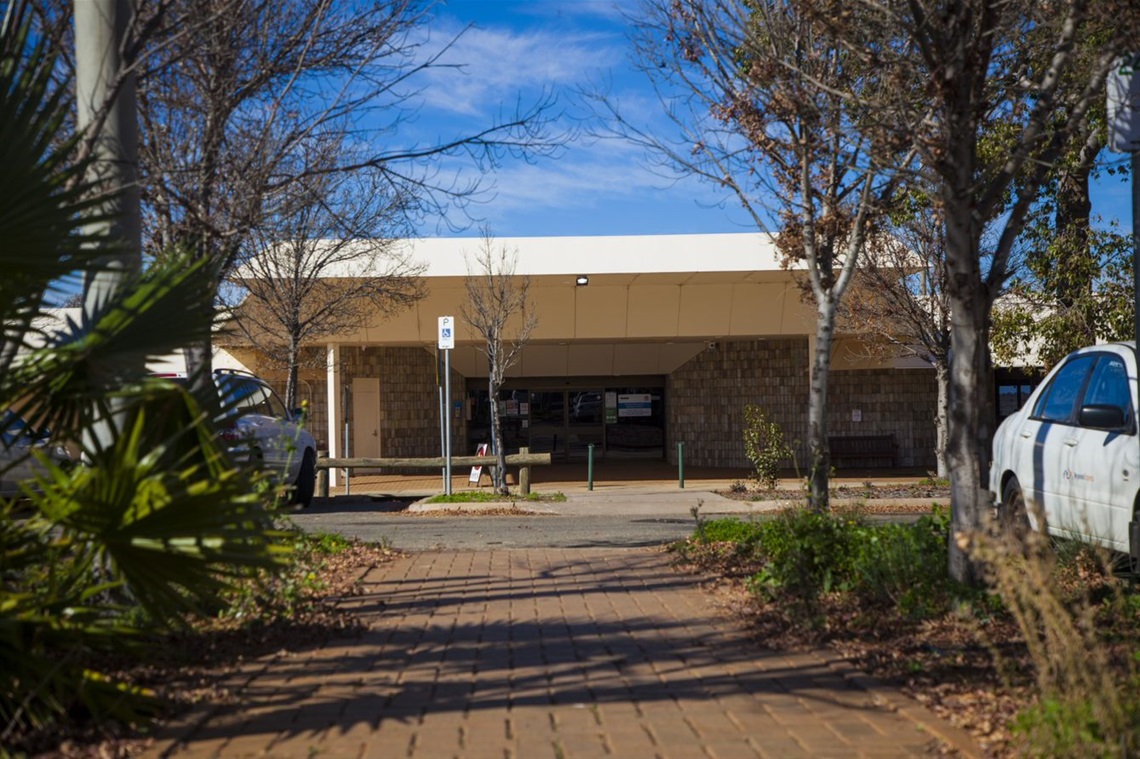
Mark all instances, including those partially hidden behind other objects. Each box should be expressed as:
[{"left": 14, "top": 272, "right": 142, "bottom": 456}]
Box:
[{"left": 575, "top": 275, "right": 589, "bottom": 286}]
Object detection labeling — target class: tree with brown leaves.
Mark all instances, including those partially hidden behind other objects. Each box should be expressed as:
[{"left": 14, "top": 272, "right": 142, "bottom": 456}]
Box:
[{"left": 611, "top": 0, "right": 913, "bottom": 510}]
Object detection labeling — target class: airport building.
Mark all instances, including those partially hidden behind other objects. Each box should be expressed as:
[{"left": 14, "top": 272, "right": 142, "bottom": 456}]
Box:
[{"left": 223, "top": 233, "right": 941, "bottom": 478}]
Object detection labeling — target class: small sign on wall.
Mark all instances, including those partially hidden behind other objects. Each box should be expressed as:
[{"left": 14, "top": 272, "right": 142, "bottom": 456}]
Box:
[{"left": 851, "top": 409, "right": 862, "bottom": 422}]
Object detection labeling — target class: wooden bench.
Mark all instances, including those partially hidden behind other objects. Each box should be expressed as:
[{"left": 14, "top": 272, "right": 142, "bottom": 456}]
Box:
[{"left": 828, "top": 434, "right": 898, "bottom": 468}]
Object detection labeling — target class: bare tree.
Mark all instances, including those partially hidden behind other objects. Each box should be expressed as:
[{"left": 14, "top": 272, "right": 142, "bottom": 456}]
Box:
[
  {"left": 841, "top": 199, "right": 952, "bottom": 477},
  {"left": 228, "top": 141, "right": 426, "bottom": 411},
  {"left": 609, "top": 0, "right": 911, "bottom": 510},
  {"left": 31, "top": 0, "right": 561, "bottom": 382},
  {"left": 461, "top": 233, "right": 536, "bottom": 496},
  {"left": 832, "top": 0, "right": 1140, "bottom": 583}
]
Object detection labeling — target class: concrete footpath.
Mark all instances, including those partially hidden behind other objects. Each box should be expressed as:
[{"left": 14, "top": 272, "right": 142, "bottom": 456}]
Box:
[{"left": 148, "top": 549, "right": 978, "bottom": 759}]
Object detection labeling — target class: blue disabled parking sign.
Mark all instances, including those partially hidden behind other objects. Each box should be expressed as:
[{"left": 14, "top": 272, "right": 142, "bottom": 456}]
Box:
[{"left": 438, "top": 316, "right": 455, "bottom": 350}]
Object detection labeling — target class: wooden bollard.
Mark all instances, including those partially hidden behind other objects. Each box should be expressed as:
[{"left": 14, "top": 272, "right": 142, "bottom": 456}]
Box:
[
  {"left": 519, "top": 446, "right": 531, "bottom": 495},
  {"left": 317, "top": 468, "right": 328, "bottom": 498}
]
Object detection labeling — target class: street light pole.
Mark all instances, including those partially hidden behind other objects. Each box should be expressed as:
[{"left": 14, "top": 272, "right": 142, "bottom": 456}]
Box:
[{"left": 75, "top": 0, "right": 142, "bottom": 299}]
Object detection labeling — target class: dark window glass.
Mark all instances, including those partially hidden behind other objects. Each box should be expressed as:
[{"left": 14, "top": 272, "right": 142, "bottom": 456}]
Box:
[
  {"left": 1032, "top": 355, "right": 1095, "bottom": 423},
  {"left": 1082, "top": 356, "right": 1133, "bottom": 425},
  {"left": 264, "top": 388, "right": 289, "bottom": 419}
]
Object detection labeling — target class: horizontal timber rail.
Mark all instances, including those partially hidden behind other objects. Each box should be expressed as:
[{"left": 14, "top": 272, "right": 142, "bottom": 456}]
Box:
[{"left": 315, "top": 450, "right": 551, "bottom": 497}]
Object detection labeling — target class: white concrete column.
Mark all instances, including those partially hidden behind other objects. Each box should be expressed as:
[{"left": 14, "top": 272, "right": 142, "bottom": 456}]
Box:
[{"left": 326, "top": 344, "right": 341, "bottom": 487}]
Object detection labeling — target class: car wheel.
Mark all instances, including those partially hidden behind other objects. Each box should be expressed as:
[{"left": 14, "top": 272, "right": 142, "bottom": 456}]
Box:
[
  {"left": 999, "top": 476, "right": 1030, "bottom": 544},
  {"left": 291, "top": 449, "right": 316, "bottom": 508}
]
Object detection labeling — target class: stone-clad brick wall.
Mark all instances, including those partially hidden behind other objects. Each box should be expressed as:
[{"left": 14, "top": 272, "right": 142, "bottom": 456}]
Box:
[
  {"left": 267, "top": 377, "right": 329, "bottom": 452},
  {"left": 667, "top": 339, "right": 810, "bottom": 468},
  {"left": 343, "top": 347, "right": 466, "bottom": 458},
  {"left": 826, "top": 369, "right": 937, "bottom": 468},
  {"left": 667, "top": 339, "right": 937, "bottom": 469}
]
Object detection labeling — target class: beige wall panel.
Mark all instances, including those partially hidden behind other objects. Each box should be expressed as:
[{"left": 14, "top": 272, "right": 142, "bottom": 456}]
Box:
[
  {"left": 418, "top": 287, "right": 467, "bottom": 343},
  {"left": 613, "top": 343, "right": 666, "bottom": 375},
  {"left": 366, "top": 302, "right": 420, "bottom": 342},
  {"left": 574, "top": 287, "right": 628, "bottom": 339},
  {"left": 831, "top": 337, "right": 933, "bottom": 370},
  {"left": 444, "top": 345, "right": 484, "bottom": 377},
  {"left": 519, "top": 344, "right": 570, "bottom": 377},
  {"left": 657, "top": 343, "right": 706, "bottom": 373},
  {"left": 531, "top": 287, "right": 575, "bottom": 340},
  {"left": 567, "top": 344, "right": 615, "bottom": 375},
  {"left": 729, "top": 283, "right": 793, "bottom": 335},
  {"left": 626, "top": 286, "right": 681, "bottom": 338},
  {"left": 677, "top": 284, "right": 735, "bottom": 337}
]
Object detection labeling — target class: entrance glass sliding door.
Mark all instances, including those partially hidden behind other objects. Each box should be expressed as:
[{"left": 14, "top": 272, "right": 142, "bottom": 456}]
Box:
[
  {"left": 466, "top": 380, "right": 666, "bottom": 463},
  {"left": 527, "top": 391, "right": 567, "bottom": 457},
  {"left": 605, "top": 387, "right": 665, "bottom": 458},
  {"left": 568, "top": 390, "right": 604, "bottom": 460}
]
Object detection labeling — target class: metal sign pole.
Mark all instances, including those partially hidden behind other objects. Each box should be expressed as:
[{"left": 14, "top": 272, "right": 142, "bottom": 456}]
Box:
[
  {"left": 438, "top": 349, "right": 446, "bottom": 486},
  {"left": 444, "top": 348, "right": 452, "bottom": 495},
  {"left": 438, "top": 316, "right": 456, "bottom": 496}
]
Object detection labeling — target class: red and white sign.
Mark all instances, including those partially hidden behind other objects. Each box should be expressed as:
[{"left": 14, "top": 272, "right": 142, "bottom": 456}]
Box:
[{"left": 469, "top": 443, "right": 489, "bottom": 484}]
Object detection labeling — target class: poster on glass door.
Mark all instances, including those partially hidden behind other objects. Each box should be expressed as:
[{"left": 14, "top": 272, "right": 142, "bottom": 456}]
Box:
[{"left": 617, "top": 393, "right": 652, "bottom": 417}]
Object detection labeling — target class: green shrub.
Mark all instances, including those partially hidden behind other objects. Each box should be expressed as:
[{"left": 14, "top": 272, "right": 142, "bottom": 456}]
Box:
[
  {"left": 1013, "top": 687, "right": 1140, "bottom": 758},
  {"left": 745, "top": 508, "right": 861, "bottom": 606},
  {"left": 697, "top": 517, "right": 766, "bottom": 545},
  {"left": 706, "top": 506, "right": 957, "bottom": 618},
  {"left": 849, "top": 506, "right": 953, "bottom": 616},
  {"left": 741, "top": 404, "right": 794, "bottom": 490}
]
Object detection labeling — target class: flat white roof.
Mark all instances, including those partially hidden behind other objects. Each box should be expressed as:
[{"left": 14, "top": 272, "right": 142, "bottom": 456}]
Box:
[
  {"left": 410, "top": 233, "right": 783, "bottom": 277},
  {"left": 244, "top": 232, "right": 786, "bottom": 280}
]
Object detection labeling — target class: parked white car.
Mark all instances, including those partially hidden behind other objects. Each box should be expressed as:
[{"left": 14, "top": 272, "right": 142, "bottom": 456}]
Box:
[
  {"left": 989, "top": 342, "right": 1139, "bottom": 561},
  {"left": 0, "top": 409, "right": 72, "bottom": 497},
  {"left": 160, "top": 370, "right": 318, "bottom": 507}
]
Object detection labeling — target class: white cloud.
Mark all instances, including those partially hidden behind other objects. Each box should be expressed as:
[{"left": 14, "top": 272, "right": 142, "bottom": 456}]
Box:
[
  {"left": 416, "top": 19, "right": 624, "bottom": 117},
  {"left": 420, "top": 135, "right": 755, "bottom": 235}
]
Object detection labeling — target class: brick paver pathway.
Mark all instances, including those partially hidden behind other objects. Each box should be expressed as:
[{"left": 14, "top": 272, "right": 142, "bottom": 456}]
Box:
[{"left": 149, "top": 549, "right": 978, "bottom": 758}]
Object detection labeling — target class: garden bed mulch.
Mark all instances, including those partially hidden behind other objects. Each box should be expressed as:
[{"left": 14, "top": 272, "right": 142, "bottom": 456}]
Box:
[
  {"left": 718, "top": 482, "right": 951, "bottom": 514},
  {"left": 13, "top": 542, "right": 402, "bottom": 759},
  {"left": 668, "top": 535, "right": 1140, "bottom": 758},
  {"left": 670, "top": 540, "right": 1028, "bottom": 756}
]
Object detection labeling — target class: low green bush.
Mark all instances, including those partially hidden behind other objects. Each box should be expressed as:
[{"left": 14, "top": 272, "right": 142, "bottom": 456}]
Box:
[
  {"left": 696, "top": 517, "right": 766, "bottom": 545},
  {"left": 849, "top": 506, "right": 953, "bottom": 616},
  {"left": 745, "top": 508, "right": 861, "bottom": 606},
  {"left": 693, "top": 506, "right": 956, "bottom": 617},
  {"left": 1011, "top": 673, "right": 1140, "bottom": 758}
]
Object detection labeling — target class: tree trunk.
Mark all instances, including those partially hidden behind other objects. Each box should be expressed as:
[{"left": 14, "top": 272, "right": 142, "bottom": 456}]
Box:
[
  {"left": 286, "top": 332, "right": 300, "bottom": 413},
  {"left": 943, "top": 203, "right": 994, "bottom": 586},
  {"left": 487, "top": 373, "right": 507, "bottom": 495},
  {"left": 935, "top": 360, "right": 950, "bottom": 479},
  {"left": 184, "top": 341, "right": 213, "bottom": 398},
  {"left": 807, "top": 302, "right": 836, "bottom": 512}
]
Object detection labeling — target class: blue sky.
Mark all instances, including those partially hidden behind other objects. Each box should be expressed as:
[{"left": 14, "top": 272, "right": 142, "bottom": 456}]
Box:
[{"left": 412, "top": 0, "right": 1133, "bottom": 239}]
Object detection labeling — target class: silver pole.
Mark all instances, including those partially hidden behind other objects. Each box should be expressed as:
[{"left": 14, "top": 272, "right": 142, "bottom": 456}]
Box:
[
  {"left": 439, "top": 383, "right": 446, "bottom": 485},
  {"left": 75, "top": 0, "right": 141, "bottom": 448},
  {"left": 75, "top": 0, "right": 141, "bottom": 298},
  {"left": 444, "top": 349, "right": 452, "bottom": 495},
  {"left": 439, "top": 349, "right": 447, "bottom": 487}
]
